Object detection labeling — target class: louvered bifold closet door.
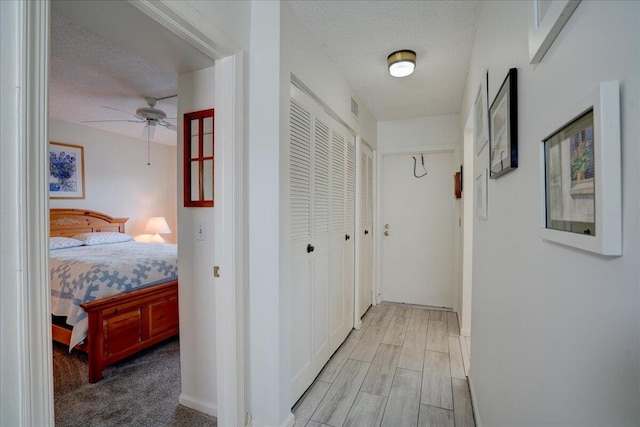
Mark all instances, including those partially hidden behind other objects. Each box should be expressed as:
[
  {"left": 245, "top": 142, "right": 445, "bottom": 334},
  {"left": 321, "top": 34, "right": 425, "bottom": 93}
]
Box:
[
  {"left": 289, "top": 98, "right": 315, "bottom": 404},
  {"left": 328, "top": 129, "right": 351, "bottom": 353},
  {"left": 290, "top": 83, "right": 359, "bottom": 405},
  {"left": 310, "top": 116, "right": 331, "bottom": 379},
  {"left": 358, "top": 143, "right": 374, "bottom": 317}
]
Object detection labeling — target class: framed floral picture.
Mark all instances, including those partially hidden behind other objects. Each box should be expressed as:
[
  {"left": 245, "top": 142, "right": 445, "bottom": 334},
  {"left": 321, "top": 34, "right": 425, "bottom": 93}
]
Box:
[{"left": 49, "top": 142, "right": 85, "bottom": 199}]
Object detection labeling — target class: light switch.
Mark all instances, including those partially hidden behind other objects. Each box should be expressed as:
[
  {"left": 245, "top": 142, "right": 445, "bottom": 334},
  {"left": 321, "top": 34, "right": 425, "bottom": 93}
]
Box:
[{"left": 196, "top": 222, "right": 206, "bottom": 241}]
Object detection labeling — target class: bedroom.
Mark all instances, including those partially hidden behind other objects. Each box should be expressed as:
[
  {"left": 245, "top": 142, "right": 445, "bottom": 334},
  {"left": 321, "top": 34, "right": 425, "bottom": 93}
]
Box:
[
  {"left": 46, "top": 1, "right": 219, "bottom": 423},
  {"left": 2, "top": 1, "right": 639, "bottom": 427}
]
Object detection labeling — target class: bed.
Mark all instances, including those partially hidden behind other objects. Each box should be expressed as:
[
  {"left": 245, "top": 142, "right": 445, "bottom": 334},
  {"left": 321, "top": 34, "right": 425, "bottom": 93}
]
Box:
[{"left": 50, "top": 209, "right": 179, "bottom": 383}]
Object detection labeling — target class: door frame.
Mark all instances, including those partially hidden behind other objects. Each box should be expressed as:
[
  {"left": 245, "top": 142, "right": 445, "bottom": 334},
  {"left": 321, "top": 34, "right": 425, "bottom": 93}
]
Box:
[
  {"left": 6, "top": 1, "right": 246, "bottom": 425},
  {"left": 375, "top": 145, "right": 462, "bottom": 310}
]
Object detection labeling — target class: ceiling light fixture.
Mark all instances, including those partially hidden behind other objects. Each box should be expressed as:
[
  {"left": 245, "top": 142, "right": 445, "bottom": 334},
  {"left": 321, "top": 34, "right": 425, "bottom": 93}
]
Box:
[{"left": 387, "top": 50, "right": 416, "bottom": 78}]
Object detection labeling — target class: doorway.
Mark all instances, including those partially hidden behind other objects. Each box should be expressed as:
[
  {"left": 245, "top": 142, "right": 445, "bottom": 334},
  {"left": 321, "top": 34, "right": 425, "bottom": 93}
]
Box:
[
  {"left": 3, "top": 2, "right": 244, "bottom": 425},
  {"left": 380, "top": 150, "right": 456, "bottom": 308}
]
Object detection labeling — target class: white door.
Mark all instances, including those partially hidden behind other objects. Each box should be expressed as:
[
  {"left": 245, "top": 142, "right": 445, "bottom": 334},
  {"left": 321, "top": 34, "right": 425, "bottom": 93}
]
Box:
[
  {"left": 290, "top": 98, "right": 330, "bottom": 402},
  {"left": 329, "top": 130, "right": 354, "bottom": 353},
  {"left": 359, "top": 144, "right": 374, "bottom": 317},
  {"left": 381, "top": 151, "right": 455, "bottom": 308}
]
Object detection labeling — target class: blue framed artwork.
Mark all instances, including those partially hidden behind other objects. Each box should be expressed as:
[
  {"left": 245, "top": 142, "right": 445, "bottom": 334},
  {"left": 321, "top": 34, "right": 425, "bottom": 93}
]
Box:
[{"left": 49, "top": 141, "right": 85, "bottom": 199}]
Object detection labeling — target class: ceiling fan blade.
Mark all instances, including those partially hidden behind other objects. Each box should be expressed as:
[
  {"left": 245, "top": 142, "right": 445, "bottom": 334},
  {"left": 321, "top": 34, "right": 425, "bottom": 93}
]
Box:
[
  {"left": 82, "top": 119, "right": 145, "bottom": 123},
  {"left": 102, "top": 106, "right": 139, "bottom": 117},
  {"left": 158, "top": 120, "right": 177, "bottom": 131},
  {"left": 156, "top": 94, "right": 178, "bottom": 101}
]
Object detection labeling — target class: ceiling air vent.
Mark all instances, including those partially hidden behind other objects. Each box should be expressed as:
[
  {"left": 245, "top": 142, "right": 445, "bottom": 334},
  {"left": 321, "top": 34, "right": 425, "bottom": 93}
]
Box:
[{"left": 350, "top": 97, "right": 359, "bottom": 121}]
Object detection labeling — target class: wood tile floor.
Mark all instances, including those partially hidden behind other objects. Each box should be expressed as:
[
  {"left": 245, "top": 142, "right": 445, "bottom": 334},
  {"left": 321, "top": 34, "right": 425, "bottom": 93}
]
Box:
[{"left": 292, "top": 303, "right": 476, "bottom": 427}]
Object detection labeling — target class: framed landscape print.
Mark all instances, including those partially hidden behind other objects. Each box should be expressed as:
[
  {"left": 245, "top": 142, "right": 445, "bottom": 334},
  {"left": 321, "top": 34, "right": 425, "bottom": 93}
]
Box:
[
  {"left": 489, "top": 68, "right": 518, "bottom": 179},
  {"left": 474, "top": 70, "right": 489, "bottom": 155},
  {"left": 49, "top": 142, "right": 85, "bottom": 199},
  {"left": 540, "top": 80, "right": 621, "bottom": 256}
]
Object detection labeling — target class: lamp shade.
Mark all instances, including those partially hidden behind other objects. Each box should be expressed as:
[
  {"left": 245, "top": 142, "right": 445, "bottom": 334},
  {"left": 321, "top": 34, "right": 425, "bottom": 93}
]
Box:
[
  {"left": 387, "top": 50, "right": 416, "bottom": 77},
  {"left": 144, "top": 217, "right": 171, "bottom": 235}
]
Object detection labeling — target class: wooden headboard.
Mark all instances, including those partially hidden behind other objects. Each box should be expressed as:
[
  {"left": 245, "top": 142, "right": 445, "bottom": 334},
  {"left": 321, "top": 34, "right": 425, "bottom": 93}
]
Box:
[{"left": 50, "top": 209, "right": 128, "bottom": 237}]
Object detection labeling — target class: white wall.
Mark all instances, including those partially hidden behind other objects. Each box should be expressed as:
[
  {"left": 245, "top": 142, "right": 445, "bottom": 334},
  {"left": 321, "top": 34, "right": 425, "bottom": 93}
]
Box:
[
  {"left": 282, "top": 2, "right": 377, "bottom": 147},
  {"left": 245, "top": 3, "right": 381, "bottom": 425},
  {"left": 248, "top": 2, "right": 288, "bottom": 425},
  {"left": 377, "top": 114, "right": 461, "bottom": 151},
  {"left": 187, "top": 0, "right": 250, "bottom": 51},
  {"left": 49, "top": 119, "right": 177, "bottom": 243},
  {"left": 460, "top": 2, "right": 639, "bottom": 426},
  {"left": 176, "top": 66, "right": 218, "bottom": 415}
]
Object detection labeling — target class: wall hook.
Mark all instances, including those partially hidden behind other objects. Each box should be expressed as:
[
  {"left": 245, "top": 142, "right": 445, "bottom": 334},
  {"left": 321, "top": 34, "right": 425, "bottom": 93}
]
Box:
[{"left": 412, "top": 154, "right": 428, "bottom": 178}]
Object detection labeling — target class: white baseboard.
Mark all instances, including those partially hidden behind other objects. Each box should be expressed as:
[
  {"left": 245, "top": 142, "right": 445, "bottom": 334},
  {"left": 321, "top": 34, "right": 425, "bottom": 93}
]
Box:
[
  {"left": 179, "top": 393, "right": 217, "bottom": 417},
  {"left": 248, "top": 412, "right": 294, "bottom": 427},
  {"left": 468, "top": 372, "right": 482, "bottom": 427}
]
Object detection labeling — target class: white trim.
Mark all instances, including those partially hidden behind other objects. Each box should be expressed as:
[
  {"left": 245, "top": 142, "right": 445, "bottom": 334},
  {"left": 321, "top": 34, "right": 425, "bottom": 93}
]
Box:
[
  {"left": 213, "top": 51, "right": 245, "bottom": 426},
  {"left": 248, "top": 413, "right": 295, "bottom": 427},
  {"left": 371, "top": 148, "right": 378, "bottom": 307},
  {"left": 5, "top": 0, "right": 56, "bottom": 425},
  {"left": 353, "top": 136, "right": 363, "bottom": 329},
  {"left": 179, "top": 394, "right": 218, "bottom": 416},
  {"left": 127, "top": 0, "right": 240, "bottom": 59},
  {"left": 468, "top": 371, "right": 482, "bottom": 427}
]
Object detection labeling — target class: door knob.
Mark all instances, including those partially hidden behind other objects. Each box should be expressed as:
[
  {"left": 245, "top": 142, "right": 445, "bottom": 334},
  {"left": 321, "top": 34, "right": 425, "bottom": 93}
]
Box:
[
  {"left": 384, "top": 230, "right": 389, "bottom": 237},
  {"left": 364, "top": 230, "right": 369, "bottom": 235},
  {"left": 384, "top": 224, "right": 390, "bottom": 229},
  {"left": 345, "top": 234, "right": 350, "bottom": 241},
  {"left": 306, "top": 243, "right": 315, "bottom": 253}
]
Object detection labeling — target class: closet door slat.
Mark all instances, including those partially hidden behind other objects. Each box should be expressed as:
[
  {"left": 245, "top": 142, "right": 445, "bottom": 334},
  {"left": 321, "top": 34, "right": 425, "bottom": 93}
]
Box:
[{"left": 290, "top": 100, "right": 312, "bottom": 241}]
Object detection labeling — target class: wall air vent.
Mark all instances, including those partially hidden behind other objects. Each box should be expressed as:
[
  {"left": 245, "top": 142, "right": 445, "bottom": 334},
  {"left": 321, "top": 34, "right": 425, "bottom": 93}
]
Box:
[{"left": 350, "top": 97, "right": 359, "bottom": 121}]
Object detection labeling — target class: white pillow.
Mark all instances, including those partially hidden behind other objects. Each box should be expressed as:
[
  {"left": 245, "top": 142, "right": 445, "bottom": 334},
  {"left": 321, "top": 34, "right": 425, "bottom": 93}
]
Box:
[
  {"left": 50, "top": 236, "right": 84, "bottom": 250},
  {"left": 72, "top": 232, "right": 134, "bottom": 246}
]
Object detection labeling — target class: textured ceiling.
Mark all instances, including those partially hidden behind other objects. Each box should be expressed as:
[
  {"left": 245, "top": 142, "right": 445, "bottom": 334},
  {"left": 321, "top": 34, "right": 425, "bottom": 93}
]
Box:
[
  {"left": 289, "top": 0, "right": 482, "bottom": 121},
  {"left": 49, "top": 1, "right": 212, "bottom": 146}
]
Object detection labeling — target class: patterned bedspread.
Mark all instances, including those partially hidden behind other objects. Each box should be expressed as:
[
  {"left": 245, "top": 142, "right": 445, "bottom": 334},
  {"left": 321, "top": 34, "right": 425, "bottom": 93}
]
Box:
[{"left": 50, "top": 242, "right": 178, "bottom": 349}]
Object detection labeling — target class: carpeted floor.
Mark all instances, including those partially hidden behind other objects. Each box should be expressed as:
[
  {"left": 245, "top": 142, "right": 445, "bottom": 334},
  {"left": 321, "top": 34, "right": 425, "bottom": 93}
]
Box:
[{"left": 53, "top": 337, "right": 217, "bottom": 427}]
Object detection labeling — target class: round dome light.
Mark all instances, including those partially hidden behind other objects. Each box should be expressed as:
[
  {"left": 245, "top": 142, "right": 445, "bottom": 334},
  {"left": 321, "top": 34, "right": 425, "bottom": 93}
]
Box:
[{"left": 387, "top": 50, "right": 416, "bottom": 78}]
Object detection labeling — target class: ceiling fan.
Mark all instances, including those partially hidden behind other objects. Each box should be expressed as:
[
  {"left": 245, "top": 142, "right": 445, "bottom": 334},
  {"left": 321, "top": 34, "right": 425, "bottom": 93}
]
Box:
[
  {"left": 82, "top": 95, "right": 177, "bottom": 166},
  {"left": 82, "top": 95, "right": 178, "bottom": 137}
]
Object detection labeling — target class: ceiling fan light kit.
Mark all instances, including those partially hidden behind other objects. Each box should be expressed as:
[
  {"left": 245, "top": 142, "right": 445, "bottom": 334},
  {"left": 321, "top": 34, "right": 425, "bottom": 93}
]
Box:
[{"left": 387, "top": 50, "right": 416, "bottom": 78}]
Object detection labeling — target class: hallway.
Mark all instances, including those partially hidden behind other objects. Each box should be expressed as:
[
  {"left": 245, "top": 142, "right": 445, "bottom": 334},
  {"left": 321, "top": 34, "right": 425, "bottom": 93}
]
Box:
[{"left": 292, "top": 303, "right": 475, "bottom": 427}]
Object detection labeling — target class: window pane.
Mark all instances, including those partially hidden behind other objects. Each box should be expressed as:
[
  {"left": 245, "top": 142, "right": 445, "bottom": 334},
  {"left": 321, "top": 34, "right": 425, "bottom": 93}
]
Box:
[
  {"left": 191, "top": 119, "right": 199, "bottom": 137},
  {"left": 191, "top": 135, "right": 199, "bottom": 158},
  {"left": 203, "top": 116, "right": 213, "bottom": 135},
  {"left": 203, "top": 133, "right": 213, "bottom": 157},
  {"left": 191, "top": 161, "right": 200, "bottom": 201},
  {"left": 203, "top": 159, "right": 213, "bottom": 201}
]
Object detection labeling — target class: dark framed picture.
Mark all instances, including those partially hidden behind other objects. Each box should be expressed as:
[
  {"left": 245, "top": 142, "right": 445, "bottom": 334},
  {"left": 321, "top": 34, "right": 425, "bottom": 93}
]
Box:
[
  {"left": 540, "top": 80, "right": 622, "bottom": 256},
  {"left": 489, "top": 68, "right": 518, "bottom": 179}
]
